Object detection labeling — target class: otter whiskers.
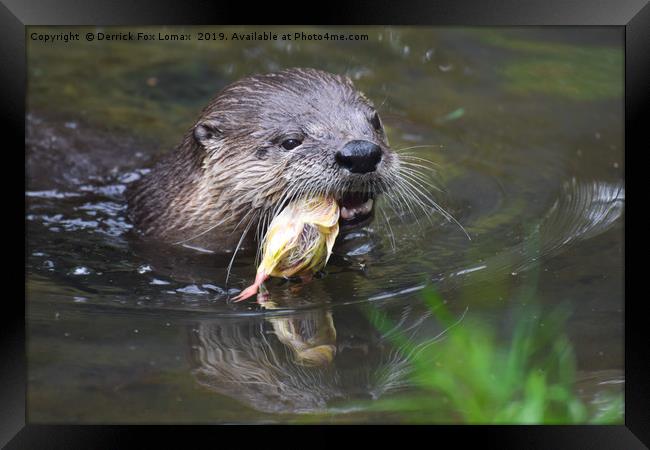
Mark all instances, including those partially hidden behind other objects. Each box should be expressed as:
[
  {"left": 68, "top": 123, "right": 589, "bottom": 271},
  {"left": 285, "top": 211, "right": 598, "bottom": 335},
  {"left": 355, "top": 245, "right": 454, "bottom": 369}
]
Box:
[{"left": 386, "top": 146, "right": 471, "bottom": 240}]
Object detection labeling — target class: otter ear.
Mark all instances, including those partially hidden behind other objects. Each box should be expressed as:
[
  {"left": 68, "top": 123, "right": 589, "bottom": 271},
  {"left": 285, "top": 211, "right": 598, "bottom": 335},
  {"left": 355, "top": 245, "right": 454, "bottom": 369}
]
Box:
[{"left": 193, "top": 120, "right": 223, "bottom": 146}]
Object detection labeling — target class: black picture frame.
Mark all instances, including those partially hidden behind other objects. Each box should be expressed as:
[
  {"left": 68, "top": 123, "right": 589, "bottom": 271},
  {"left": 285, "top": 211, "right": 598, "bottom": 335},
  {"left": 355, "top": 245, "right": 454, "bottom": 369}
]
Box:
[{"left": 5, "top": 0, "right": 647, "bottom": 447}]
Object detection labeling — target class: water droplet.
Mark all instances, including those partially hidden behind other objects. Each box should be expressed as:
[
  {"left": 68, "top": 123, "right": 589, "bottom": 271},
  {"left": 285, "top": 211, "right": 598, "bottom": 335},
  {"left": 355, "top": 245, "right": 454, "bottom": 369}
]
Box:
[
  {"left": 137, "top": 264, "right": 153, "bottom": 274},
  {"left": 71, "top": 266, "right": 91, "bottom": 276}
]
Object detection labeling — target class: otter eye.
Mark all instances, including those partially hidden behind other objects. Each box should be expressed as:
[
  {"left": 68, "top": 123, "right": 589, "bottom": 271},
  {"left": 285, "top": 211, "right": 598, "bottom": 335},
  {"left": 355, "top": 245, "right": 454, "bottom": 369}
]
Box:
[
  {"left": 281, "top": 139, "right": 302, "bottom": 150},
  {"left": 370, "top": 112, "right": 382, "bottom": 131}
]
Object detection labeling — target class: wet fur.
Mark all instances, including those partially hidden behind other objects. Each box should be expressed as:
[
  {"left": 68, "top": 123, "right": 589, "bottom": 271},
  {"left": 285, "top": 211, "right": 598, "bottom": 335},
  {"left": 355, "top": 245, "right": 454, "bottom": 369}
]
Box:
[{"left": 127, "top": 68, "right": 400, "bottom": 252}]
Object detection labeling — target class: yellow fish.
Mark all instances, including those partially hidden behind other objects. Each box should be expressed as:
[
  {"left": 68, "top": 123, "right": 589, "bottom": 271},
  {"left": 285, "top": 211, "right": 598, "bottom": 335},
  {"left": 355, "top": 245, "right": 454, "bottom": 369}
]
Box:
[{"left": 233, "top": 195, "right": 340, "bottom": 302}]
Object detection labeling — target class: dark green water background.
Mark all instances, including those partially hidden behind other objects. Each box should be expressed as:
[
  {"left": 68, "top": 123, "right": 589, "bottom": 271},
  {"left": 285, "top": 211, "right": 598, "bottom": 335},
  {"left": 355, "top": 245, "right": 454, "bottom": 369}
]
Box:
[{"left": 26, "top": 26, "right": 624, "bottom": 423}]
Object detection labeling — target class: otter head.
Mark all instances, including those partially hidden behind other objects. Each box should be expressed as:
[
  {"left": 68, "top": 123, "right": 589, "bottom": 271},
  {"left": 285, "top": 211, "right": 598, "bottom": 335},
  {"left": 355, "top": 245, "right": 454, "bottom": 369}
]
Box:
[{"left": 191, "top": 67, "right": 400, "bottom": 236}]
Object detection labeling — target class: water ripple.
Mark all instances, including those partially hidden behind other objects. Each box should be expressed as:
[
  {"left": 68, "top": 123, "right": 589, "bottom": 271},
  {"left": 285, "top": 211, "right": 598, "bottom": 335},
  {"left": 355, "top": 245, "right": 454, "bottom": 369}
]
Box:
[{"left": 540, "top": 178, "right": 624, "bottom": 251}]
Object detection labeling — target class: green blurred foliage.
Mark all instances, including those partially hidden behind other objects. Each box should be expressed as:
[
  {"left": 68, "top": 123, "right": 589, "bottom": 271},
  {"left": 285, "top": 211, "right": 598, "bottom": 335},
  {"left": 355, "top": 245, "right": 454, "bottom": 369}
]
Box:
[
  {"left": 479, "top": 30, "right": 622, "bottom": 101},
  {"left": 358, "top": 288, "right": 623, "bottom": 424}
]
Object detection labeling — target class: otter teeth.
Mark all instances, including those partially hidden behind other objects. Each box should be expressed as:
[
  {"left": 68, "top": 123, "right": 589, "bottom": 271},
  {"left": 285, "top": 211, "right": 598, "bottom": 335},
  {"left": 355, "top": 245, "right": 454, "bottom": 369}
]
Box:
[{"left": 340, "top": 198, "right": 374, "bottom": 220}]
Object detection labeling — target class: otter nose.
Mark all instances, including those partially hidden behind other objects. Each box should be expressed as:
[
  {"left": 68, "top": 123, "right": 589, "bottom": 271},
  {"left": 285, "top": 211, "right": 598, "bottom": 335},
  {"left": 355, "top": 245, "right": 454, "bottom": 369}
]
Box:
[{"left": 336, "top": 140, "right": 382, "bottom": 174}]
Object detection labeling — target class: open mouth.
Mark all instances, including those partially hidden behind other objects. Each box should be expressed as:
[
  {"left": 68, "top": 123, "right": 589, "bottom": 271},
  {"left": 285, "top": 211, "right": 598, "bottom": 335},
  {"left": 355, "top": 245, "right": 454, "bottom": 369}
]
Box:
[{"left": 337, "top": 192, "right": 375, "bottom": 228}]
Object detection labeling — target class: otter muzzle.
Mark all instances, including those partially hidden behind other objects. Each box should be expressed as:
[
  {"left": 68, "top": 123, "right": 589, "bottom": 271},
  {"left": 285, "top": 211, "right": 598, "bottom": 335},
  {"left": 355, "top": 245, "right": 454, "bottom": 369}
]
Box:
[{"left": 336, "top": 140, "right": 382, "bottom": 174}]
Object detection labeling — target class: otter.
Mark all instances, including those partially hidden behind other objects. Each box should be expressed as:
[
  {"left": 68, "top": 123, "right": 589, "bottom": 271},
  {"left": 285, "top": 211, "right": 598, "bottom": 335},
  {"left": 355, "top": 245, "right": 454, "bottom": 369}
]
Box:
[{"left": 127, "top": 67, "right": 401, "bottom": 253}]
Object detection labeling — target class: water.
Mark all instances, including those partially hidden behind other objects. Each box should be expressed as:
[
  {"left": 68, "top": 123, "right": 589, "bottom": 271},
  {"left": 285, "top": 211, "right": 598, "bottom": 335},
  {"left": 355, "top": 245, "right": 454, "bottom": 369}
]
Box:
[{"left": 26, "top": 26, "right": 624, "bottom": 423}]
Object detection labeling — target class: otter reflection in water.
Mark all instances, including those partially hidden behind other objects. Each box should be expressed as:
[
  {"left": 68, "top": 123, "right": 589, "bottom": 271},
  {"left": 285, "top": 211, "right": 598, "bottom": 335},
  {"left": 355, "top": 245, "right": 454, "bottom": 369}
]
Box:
[{"left": 188, "top": 292, "right": 441, "bottom": 414}]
